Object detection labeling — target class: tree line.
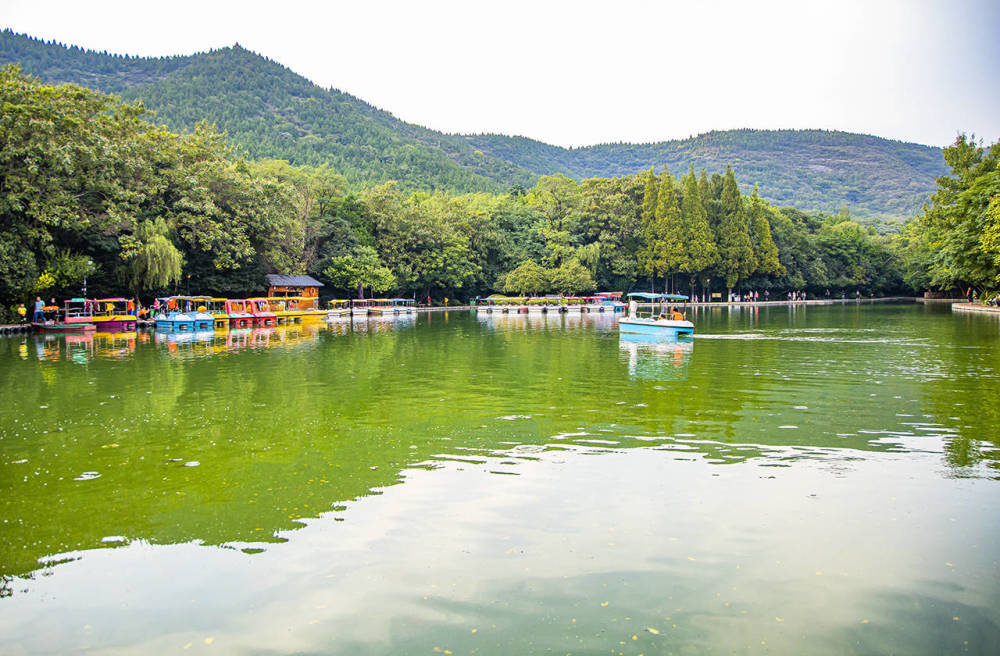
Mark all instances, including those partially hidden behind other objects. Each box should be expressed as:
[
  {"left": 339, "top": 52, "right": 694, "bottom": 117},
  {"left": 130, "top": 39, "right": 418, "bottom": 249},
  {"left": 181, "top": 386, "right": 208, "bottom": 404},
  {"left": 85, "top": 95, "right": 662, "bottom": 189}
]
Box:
[{"left": 3, "top": 66, "right": 992, "bottom": 321}]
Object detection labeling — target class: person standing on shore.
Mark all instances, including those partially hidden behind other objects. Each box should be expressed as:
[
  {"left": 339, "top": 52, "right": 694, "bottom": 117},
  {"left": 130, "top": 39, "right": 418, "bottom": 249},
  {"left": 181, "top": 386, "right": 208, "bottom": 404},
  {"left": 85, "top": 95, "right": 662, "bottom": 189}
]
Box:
[{"left": 17, "top": 303, "right": 27, "bottom": 324}]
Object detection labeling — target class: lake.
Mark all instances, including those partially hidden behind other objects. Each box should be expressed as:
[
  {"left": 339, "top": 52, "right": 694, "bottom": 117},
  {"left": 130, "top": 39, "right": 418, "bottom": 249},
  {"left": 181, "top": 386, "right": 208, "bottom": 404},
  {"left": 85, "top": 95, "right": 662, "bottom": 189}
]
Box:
[{"left": 1, "top": 303, "right": 998, "bottom": 654}]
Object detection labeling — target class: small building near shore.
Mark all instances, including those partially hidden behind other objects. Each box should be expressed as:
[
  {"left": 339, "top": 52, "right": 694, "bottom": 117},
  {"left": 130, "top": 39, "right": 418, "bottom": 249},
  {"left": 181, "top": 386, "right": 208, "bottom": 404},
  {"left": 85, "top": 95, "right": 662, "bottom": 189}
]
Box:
[{"left": 266, "top": 274, "right": 324, "bottom": 298}]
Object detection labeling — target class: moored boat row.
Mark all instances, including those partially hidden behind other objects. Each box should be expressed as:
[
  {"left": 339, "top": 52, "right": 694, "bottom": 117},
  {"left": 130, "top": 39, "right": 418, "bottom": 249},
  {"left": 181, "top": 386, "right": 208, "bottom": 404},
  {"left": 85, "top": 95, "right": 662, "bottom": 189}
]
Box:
[
  {"left": 153, "top": 295, "right": 329, "bottom": 330},
  {"left": 475, "top": 292, "right": 626, "bottom": 314},
  {"left": 32, "top": 298, "right": 136, "bottom": 333},
  {"left": 325, "top": 298, "right": 416, "bottom": 318}
]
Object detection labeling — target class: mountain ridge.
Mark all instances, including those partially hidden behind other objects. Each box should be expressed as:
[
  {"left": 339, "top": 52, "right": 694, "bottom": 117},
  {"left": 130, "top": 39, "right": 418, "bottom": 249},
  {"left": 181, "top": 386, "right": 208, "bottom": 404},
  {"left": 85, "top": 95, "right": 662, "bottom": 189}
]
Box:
[{"left": 0, "top": 29, "right": 948, "bottom": 217}]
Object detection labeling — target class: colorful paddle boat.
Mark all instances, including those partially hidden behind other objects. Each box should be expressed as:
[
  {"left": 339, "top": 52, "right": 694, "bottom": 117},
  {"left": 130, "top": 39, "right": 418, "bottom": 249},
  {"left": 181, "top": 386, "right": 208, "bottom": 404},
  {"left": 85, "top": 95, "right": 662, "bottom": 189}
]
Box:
[
  {"left": 263, "top": 296, "right": 326, "bottom": 323},
  {"left": 350, "top": 299, "right": 374, "bottom": 318},
  {"left": 618, "top": 293, "right": 694, "bottom": 336},
  {"left": 204, "top": 298, "right": 230, "bottom": 328},
  {"left": 585, "top": 292, "right": 626, "bottom": 312},
  {"left": 326, "top": 299, "right": 351, "bottom": 318},
  {"left": 225, "top": 299, "right": 254, "bottom": 327},
  {"left": 390, "top": 298, "right": 415, "bottom": 315},
  {"left": 154, "top": 296, "right": 214, "bottom": 331},
  {"left": 366, "top": 299, "right": 401, "bottom": 316},
  {"left": 247, "top": 298, "right": 277, "bottom": 326},
  {"left": 33, "top": 302, "right": 97, "bottom": 333},
  {"left": 89, "top": 298, "right": 137, "bottom": 331}
]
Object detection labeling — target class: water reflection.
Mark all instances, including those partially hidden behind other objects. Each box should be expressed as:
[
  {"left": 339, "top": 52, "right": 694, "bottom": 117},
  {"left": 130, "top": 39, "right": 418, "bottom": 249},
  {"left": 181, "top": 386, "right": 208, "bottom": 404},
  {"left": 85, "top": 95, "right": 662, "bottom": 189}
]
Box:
[
  {"left": 2, "top": 304, "right": 1000, "bottom": 654},
  {"left": 619, "top": 332, "right": 693, "bottom": 380},
  {"left": 8, "top": 319, "right": 425, "bottom": 363},
  {"left": 476, "top": 310, "right": 619, "bottom": 333}
]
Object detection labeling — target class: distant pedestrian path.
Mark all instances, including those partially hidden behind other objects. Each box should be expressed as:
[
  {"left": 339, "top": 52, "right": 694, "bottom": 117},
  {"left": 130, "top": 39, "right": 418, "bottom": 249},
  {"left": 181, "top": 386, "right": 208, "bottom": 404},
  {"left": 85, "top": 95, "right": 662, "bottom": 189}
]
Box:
[
  {"left": 952, "top": 302, "right": 1000, "bottom": 314},
  {"left": 685, "top": 296, "right": 915, "bottom": 307}
]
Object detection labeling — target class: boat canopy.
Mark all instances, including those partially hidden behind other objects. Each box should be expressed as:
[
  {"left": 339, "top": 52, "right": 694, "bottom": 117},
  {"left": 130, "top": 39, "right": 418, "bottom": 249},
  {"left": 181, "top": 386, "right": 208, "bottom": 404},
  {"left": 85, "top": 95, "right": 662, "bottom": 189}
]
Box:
[
  {"left": 627, "top": 293, "right": 689, "bottom": 301},
  {"left": 157, "top": 295, "right": 211, "bottom": 302}
]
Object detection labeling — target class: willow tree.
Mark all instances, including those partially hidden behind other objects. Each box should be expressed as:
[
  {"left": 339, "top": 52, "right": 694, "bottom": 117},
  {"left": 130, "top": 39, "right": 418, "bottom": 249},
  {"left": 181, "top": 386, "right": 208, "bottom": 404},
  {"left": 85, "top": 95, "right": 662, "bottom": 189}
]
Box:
[{"left": 121, "top": 218, "right": 183, "bottom": 294}]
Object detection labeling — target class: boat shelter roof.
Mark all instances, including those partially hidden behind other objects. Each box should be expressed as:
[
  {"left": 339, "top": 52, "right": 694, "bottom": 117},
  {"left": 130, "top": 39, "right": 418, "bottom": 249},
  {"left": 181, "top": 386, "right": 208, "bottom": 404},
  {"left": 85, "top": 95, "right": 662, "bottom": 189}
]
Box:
[
  {"left": 265, "top": 274, "right": 324, "bottom": 288},
  {"left": 627, "top": 292, "right": 689, "bottom": 301}
]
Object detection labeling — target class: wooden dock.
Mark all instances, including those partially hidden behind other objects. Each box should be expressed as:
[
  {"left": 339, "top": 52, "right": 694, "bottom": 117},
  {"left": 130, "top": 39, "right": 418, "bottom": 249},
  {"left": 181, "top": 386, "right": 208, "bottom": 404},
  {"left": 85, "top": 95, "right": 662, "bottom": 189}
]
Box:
[{"left": 0, "top": 324, "right": 31, "bottom": 334}]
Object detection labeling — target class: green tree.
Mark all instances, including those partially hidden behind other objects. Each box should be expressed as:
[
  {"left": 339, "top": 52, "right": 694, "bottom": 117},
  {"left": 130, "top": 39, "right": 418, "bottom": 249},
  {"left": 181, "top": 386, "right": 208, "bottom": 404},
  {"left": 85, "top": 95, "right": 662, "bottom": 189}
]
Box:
[
  {"left": 498, "top": 260, "right": 547, "bottom": 296},
  {"left": 323, "top": 245, "right": 395, "bottom": 299},
  {"left": 529, "top": 174, "right": 582, "bottom": 267},
  {"left": 549, "top": 260, "right": 595, "bottom": 295},
  {"left": 908, "top": 135, "right": 1000, "bottom": 292},
  {"left": 120, "top": 218, "right": 183, "bottom": 294},
  {"left": 638, "top": 171, "right": 685, "bottom": 292},
  {"left": 715, "top": 166, "right": 754, "bottom": 296},
  {"left": 679, "top": 168, "right": 718, "bottom": 299},
  {"left": 640, "top": 168, "right": 658, "bottom": 228},
  {"left": 747, "top": 186, "right": 782, "bottom": 278}
]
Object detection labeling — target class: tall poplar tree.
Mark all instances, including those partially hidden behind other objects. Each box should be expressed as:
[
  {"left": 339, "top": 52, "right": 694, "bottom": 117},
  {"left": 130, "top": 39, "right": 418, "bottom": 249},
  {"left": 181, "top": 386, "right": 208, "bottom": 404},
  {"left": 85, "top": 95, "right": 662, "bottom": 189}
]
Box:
[
  {"left": 698, "top": 168, "right": 714, "bottom": 224},
  {"left": 748, "top": 186, "right": 781, "bottom": 278},
  {"left": 679, "top": 168, "right": 718, "bottom": 300},
  {"left": 716, "top": 166, "right": 754, "bottom": 297},
  {"left": 638, "top": 171, "right": 684, "bottom": 292},
  {"left": 640, "top": 167, "right": 658, "bottom": 229}
]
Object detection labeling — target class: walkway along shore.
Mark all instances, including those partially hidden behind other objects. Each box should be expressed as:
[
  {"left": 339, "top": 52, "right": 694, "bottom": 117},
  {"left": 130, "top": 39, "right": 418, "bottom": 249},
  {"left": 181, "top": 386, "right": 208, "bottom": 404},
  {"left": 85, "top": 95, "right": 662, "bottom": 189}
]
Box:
[
  {"left": 951, "top": 303, "right": 1000, "bottom": 314},
  {"left": 0, "top": 298, "right": 963, "bottom": 334},
  {"left": 681, "top": 296, "right": 915, "bottom": 307}
]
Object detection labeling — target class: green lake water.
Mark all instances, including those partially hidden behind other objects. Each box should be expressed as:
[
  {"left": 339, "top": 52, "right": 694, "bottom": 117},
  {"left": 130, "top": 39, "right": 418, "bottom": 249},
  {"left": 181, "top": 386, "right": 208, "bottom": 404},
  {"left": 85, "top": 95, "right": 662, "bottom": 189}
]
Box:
[{"left": 1, "top": 303, "right": 999, "bottom": 654}]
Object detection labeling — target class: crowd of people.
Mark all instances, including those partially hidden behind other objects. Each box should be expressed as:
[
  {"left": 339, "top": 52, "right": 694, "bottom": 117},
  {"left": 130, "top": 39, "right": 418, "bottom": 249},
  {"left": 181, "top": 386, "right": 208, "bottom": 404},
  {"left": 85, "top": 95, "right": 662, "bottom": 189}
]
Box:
[{"left": 724, "top": 289, "right": 864, "bottom": 303}]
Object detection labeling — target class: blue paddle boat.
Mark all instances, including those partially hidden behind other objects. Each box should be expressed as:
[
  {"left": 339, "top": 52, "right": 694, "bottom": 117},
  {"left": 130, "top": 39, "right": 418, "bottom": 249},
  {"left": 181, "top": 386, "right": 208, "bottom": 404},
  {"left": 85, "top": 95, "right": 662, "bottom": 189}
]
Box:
[
  {"left": 618, "top": 293, "right": 694, "bottom": 336},
  {"left": 154, "top": 296, "right": 214, "bottom": 331}
]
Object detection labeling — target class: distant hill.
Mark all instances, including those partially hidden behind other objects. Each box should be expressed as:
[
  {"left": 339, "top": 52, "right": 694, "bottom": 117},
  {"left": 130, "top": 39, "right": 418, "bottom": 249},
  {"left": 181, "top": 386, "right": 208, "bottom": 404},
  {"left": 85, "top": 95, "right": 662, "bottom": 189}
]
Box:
[
  {"left": 1, "top": 30, "right": 948, "bottom": 217},
  {"left": 465, "top": 130, "right": 947, "bottom": 218},
  {"left": 0, "top": 30, "right": 534, "bottom": 193}
]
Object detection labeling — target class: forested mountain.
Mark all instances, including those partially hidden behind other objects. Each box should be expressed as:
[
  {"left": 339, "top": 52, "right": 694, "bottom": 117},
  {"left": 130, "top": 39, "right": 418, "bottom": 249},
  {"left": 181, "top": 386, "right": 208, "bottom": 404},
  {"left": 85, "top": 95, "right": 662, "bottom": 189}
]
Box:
[
  {"left": 0, "top": 30, "right": 535, "bottom": 193},
  {"left": 0, "top": 30, "right": 947, "bottom": 218},
  {"left": 465, "top": 130, "right": 948, "bottom": 218}
]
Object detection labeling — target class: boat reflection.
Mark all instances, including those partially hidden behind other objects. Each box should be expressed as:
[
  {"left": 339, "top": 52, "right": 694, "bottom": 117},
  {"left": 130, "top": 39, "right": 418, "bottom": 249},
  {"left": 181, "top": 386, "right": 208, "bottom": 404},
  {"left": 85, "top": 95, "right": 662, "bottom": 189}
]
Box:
[
  {"left": 12, "top": 318, "right": 418, "bottom": 363},
  {"left": 619, "top": 332, "right": 693, "bottom": 381},
  {"left": 477, "top": 310, "right": 619, "bottom": 333},
  {"left": 348, "top": 314, "right": 416, "bottom": 333}
]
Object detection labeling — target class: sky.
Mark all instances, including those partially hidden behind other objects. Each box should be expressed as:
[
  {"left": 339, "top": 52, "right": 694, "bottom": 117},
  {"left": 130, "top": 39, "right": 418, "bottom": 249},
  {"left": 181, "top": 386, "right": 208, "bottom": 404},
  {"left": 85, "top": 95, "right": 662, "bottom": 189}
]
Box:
[{"left": 2, "top": 0, "right": 998, "bottom": 148}]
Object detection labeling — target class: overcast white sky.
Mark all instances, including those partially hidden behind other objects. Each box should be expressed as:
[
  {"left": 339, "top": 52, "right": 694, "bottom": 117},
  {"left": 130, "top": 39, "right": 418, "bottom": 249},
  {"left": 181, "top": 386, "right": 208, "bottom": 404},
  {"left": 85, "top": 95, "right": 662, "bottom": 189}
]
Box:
[{"left": 2, "top": 0, "right": 997, "bottom": 148}]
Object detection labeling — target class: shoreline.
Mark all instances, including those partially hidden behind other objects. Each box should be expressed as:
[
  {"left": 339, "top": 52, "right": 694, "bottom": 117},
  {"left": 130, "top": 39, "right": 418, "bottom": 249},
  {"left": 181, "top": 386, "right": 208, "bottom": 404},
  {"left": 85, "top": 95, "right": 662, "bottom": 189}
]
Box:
[
  {"left": 0, "top": 298, "right": 970, "bottom": 334},
  {"left": 951, "top": 303, "right": 1000, "bottom": 314}
]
